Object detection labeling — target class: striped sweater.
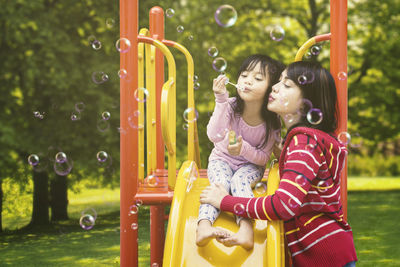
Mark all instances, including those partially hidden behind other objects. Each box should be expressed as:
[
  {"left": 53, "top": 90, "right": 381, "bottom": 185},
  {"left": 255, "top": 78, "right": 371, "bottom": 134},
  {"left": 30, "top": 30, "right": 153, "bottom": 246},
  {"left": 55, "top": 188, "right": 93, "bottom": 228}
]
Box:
[{"left": 221, "top": 127, "right": 357, "bottom": 266}]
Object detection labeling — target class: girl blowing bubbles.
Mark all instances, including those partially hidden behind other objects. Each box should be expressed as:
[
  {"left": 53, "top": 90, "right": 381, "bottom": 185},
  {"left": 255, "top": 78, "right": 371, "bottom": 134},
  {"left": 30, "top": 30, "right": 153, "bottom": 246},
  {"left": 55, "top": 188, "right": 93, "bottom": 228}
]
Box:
[
  {"left": 196, "top": 55, "right": 285, "bottom": 250},
  {"left": 200, "top": 61, "right": 357, "bottom": 266}
]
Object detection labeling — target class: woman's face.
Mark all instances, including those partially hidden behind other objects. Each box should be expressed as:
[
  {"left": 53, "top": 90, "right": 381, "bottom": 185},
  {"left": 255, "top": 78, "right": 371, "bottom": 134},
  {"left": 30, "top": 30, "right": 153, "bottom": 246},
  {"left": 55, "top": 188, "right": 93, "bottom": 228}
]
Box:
[
  {"left": 267, "top": 69, "right": 303, "bottom": 117},
  {"left": 236, "top": 62, "right": 270, "bottom": 103}
]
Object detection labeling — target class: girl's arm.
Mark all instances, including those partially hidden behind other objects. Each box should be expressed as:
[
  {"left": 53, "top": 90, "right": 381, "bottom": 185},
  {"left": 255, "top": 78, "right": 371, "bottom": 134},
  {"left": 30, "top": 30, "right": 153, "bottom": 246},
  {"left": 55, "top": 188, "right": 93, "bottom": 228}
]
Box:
[
  {"left": 238, "top": 138, "right": 274, "bottom": 167},
  {"left": 206, "top": 91, "right": 233, "bottom": 143}
]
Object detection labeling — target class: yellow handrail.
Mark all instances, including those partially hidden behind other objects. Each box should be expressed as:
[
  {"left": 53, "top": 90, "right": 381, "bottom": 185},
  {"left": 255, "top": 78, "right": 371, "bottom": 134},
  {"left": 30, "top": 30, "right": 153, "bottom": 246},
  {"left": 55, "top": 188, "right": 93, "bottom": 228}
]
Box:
[
  {"left": 266, "top": 161, "right": 285, "bottom": 267},
  {"left": 138, "top": 31, "right": 177, "bottom": 189},
  {"left": 295, "top": 33, "right": 331, "bottom": 61},
  {"left": 167, "top": 41, "right": 201, "bottom": 168}
]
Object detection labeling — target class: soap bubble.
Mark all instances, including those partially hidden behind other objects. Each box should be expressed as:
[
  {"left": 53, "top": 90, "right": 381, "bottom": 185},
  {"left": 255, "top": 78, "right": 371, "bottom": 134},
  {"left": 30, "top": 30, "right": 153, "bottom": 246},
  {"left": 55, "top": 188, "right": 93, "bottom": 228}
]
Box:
[
  {"left": 131, "top": 223, "right": 138, "bottom": 230},
  {"left": 134, "top": 87, "right": 149, "bottom": 103},
  {"left": 338, "top": 72, "right": 347, "bottom": 80},
  {"left": 71, "top": 113, "right": 80, "bottom": 121},
  {"left": 214, "top": 5, "right": 237, "bottom": 27},
  {"left": 147, "top": 175, "right": 159, "bottom": 187},
  {"left": 118, "top": 69, "right": 127, "bottom": 79},
  {"left": 299, "top": 98, "right": 313, "bottom": 116},
  {"left": 128, "top": 110, "right": 144, "bottom": 130},
  {"left": 188, "top": 35, "right": 193, "bottom": 41},
  {"left": 295, "top": 175, "right": 307, "bottom": 187},
  {"left": 166, "top": 8, "right": 175, "bottom": 18},
  {"left": 194, "top": 82, "right": 200, "bottom": 90},
  {"left": 28, "top": 154, "right": 40, "bottom": 166},
  {"left": 288, "top": 198, "right": 299, "bottom": 209},
  {"left": 183, "top": 107, "right": 198, "bottom": 122},
  {"left": 102, "top": 111, "right": 111, "bottom": 121},
  {"left": 106, "top": 18, "right": 115, "bottom": 28},
  {"left": 92, "top": 71, "right": 109, "bottom": 84},
  {"left": 311, "top": 46, "right": 321, "bottom": 56},
  {"left": 233, "top": 203, "right": 245, "bottom": 216},
  {"left": 55, "top": 152, "right": 67, "bottom": 163},
  {"left": 306, "top": 108, "right": 323, "bottom": 125},
  {"left": 338, "top": 131, "right": 351, "bottom": 145},
  {"left": 75, "top": 102, "right": 85, "bottom": 113},
  {"left": 97, "top": 120, "right": 110, "bottom": 132},
  {"left": 80, "top": 214, "right": 95, "bottom": 230},
  {"left": 54, "top": 159, "right": 73, "bottom": 176},
  {"left": 298, "top": 75, "right": 308, "bottom": 85},
  {"left": 116, "top": 38, "right": 131, "bottom": 53},
  {"left": 129, "top": 205, "right": 139, "bottom": 215},
  {"left": 208, "top": 47, "right": 219, "bottom": 57},
  {"left": 91, "top": 40, "right": 102, "bottom": 50},
  {"left": 316, "top": 181, "right": 329, "bottom": 193},
  {"left": 176, "top": 25, "right": 184, "bottom": 33},
  {"left": 212, "top": 57, "right": 227, "bottom": 72},
  {"left": 97, "top": 151, "right": 109, "bottom": 163},
  {"left": 193, "top": 75, "right": 199, "bottom": 82},
  {"left": 255, "top": 182, "right": 267, "bottom": 195},
  {"left": 270, "top": 25, "right": 285, "bottom": 42},
  {"left": 182, "top": 123, "right": 189, "bottom": 130}
]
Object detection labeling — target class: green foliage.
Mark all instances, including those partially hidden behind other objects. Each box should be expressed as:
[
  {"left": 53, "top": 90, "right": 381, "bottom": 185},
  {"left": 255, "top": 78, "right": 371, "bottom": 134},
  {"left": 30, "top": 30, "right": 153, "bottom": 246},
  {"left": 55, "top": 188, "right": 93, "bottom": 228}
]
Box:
[{"left": 348, "top": 153, "right": 400, "bottom": 177}]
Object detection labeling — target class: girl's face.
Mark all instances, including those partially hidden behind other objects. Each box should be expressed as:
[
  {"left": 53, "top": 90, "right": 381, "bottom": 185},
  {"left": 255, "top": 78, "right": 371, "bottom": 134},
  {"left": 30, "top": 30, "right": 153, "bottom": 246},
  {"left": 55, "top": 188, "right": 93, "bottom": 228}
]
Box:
[
  {"left": 237, "top": 63, "right": 269, "bottom": 103},
  {"left": 267, "top": 69, "right": 303, "bottom": 117}
]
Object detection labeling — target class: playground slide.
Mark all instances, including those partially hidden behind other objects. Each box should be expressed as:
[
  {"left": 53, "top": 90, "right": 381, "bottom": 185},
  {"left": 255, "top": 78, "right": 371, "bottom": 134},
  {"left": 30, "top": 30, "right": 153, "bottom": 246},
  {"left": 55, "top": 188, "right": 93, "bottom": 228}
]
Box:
[{"left": 163, "top": 161, "right": 276, "bottom": 267}]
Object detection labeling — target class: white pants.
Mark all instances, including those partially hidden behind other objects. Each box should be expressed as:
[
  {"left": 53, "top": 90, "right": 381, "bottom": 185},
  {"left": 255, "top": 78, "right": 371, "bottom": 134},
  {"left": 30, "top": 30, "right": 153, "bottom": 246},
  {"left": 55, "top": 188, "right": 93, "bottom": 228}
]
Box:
[{"left": 198, "top": 159, "right": 264, "bottom": 225}]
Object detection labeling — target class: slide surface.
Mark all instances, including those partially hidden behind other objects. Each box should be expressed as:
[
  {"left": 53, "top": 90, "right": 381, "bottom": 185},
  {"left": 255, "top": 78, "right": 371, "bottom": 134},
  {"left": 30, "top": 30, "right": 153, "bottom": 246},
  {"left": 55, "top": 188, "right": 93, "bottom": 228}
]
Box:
[{"left": 163, "top": 161, "right": 276, "bottom": 267}]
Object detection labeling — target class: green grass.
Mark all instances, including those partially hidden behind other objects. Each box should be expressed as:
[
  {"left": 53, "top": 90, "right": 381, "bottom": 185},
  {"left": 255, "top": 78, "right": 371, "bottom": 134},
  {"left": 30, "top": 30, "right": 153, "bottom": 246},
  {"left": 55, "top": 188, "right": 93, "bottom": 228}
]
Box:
[{"left": 1, "top": 177, "right": 400, "bottom": 266}]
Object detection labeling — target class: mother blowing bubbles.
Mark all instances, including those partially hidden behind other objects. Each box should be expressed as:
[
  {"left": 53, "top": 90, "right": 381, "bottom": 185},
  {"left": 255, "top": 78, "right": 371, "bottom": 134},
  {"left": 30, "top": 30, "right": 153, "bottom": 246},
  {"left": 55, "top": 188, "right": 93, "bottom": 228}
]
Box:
[{"left": 200, "top": 61, "right": 358, "bottom": 267}]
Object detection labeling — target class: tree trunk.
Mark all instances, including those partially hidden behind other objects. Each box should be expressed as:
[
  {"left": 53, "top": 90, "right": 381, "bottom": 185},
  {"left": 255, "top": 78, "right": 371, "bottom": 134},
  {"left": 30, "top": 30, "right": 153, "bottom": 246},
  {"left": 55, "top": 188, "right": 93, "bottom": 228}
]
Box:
[
  {"left": 50, "top": 174, "right": 69, "bottom": 221},
  {"left": 28, "top": 170, "right": 50, "bottom": 226},
  {"left": 0, "top": 178, "right": 3, "bottom": 232}
]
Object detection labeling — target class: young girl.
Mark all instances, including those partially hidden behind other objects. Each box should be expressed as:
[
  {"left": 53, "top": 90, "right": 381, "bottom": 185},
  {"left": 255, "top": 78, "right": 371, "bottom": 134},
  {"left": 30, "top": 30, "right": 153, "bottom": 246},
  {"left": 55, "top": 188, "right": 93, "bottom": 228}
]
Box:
[
  {"left": 196, "top": 54, "right": 285, "bottom": 250},
  {"left": 200, "top": 61, "right": 358, "bottom": 266}
]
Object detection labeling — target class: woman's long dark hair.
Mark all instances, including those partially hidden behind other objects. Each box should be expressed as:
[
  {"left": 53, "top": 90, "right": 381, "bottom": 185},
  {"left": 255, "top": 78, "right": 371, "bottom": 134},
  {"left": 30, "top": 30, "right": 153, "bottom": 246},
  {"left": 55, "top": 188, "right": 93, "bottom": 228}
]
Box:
[
  {"left": 232, "top": 54, "right": 285, "bottom": 148},
  {"left": 286, "top": 61, "right": 338, "bottom": 133}
]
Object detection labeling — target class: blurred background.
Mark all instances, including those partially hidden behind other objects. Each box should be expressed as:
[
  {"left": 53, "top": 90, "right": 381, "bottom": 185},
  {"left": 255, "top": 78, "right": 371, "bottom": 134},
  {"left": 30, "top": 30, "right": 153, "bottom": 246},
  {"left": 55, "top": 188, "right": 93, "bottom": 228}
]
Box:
[{"left": 1, "top": 0, "right": 399, "bottom": 266}]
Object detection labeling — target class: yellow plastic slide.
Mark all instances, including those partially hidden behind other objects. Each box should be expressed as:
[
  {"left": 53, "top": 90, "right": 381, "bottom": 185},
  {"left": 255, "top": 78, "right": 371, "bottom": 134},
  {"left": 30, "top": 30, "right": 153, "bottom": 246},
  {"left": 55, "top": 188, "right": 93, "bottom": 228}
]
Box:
[{"left": 163, "top": 161, "right": 284, "bottom": 267}]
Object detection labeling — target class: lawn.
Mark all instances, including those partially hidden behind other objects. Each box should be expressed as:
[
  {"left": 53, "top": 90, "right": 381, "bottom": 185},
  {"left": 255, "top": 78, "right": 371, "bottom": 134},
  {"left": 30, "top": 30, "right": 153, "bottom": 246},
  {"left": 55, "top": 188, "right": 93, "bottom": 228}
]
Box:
[{"left": 1, "top": 177, "right": 399, "bottom": 266}]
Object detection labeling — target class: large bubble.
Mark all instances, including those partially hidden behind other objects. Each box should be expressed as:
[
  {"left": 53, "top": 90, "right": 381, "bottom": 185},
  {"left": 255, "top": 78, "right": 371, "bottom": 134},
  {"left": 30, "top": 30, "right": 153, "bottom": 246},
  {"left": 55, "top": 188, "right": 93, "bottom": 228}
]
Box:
[
  {"left": 212, "top": 57, "right": 227, "bottom": 72},
  {"left": 116, "top": 38, "right": 131, "bottom": 53},
  {"left": 270, "top": 25, "right": 285, "bottom": 42},
  {"left": 214, "top": 5, "right": 237, "bottom": 27}
]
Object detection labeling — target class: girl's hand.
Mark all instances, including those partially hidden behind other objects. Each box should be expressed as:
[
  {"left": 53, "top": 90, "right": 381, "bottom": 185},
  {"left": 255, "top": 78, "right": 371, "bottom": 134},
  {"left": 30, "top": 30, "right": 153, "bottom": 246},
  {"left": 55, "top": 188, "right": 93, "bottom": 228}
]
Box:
[
  {"left": 200, "top": 183, "right": 229, "bottom": 209},
  {"left": 213, "top": 74, "right": 228, "bottom": 95},
  {"left": 227, "top": 136, "right": 243, "bottom": 156}
]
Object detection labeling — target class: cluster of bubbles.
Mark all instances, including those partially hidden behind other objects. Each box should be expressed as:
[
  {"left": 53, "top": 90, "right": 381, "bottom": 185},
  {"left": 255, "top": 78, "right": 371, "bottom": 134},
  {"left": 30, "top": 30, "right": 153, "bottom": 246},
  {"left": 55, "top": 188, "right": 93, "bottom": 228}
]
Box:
[
  {"left": 128, "top": 199, "right": 144, "bottom": 231},
  {"left": 79, "top": 208, "right": 97, "bottom": 230},
  {"left": 28, "top": 149, "right": 73, "bottom": 176},
  {"left": 304, "top": 45, "right": 322, "bottom": 59},
  {"left": 33, "top": 111, "right": 45, "bottom": 120}
]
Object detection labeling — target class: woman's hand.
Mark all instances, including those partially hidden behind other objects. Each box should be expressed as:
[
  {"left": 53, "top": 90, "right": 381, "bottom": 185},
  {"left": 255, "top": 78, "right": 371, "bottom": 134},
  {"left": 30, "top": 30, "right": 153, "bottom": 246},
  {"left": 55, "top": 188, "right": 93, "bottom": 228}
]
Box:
[
  {"left": 213, "top": 74, "right": 228, "bottom": 95},
  {"left": 200, "top": 183, "right": 229, "bottom": 209},
  {"left": 227, "top": 136, "right": 243, "bottom": 156}
]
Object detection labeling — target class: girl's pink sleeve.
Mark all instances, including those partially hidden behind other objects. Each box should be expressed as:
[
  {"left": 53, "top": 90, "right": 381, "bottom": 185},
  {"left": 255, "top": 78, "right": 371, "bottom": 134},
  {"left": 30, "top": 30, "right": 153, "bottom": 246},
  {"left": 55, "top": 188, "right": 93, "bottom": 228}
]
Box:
[
  {"left": 239, "top": 138, "right": 274, "bottom": 167},
  {"left": 207, "top": 92, "right": 232, "bottom": 143}
]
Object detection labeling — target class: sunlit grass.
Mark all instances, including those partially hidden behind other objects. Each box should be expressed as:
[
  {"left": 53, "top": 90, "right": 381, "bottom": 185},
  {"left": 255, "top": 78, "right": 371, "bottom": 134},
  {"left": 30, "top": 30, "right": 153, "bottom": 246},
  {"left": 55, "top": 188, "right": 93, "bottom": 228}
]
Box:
[{"left": 1, "top": 177, "right": 400, "bottom": 266}]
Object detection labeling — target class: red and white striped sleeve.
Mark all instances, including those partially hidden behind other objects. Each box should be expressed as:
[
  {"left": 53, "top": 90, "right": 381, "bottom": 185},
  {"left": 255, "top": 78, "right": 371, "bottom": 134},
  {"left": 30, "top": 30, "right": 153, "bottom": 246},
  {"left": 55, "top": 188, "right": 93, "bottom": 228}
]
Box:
[{"left": 220, "top": 134, "right": 323, "bottom": 221}]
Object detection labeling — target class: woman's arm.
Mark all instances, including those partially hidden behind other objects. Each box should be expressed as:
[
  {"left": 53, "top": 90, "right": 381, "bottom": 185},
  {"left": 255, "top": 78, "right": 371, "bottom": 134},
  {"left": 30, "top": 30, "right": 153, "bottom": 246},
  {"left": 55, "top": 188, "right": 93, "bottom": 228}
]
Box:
[{"left": 201, "top": 134, "right": 322, "bottom": 221}]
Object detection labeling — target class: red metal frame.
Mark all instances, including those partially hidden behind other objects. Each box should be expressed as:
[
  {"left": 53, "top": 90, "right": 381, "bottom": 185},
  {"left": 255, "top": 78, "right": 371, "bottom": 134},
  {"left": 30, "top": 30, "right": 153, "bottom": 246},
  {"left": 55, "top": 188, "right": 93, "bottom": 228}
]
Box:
[
  {"left": 120, "top": 1, "right": 348, "bottom": 266},
  {"left": 330, "top": 0, "right": 348, "bottom": 220}
]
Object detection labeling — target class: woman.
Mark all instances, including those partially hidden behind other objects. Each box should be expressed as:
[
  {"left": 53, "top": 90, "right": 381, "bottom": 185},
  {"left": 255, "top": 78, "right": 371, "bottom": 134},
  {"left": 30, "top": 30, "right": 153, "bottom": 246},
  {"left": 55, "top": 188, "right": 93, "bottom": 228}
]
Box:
[{"left": 200, "top": 61, "right": 357, "bottom": 267}]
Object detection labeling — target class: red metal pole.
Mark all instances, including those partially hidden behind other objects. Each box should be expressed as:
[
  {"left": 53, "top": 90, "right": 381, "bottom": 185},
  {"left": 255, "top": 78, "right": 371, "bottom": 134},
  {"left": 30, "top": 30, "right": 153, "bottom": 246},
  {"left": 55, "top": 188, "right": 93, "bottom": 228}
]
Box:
[
  {"left": 149, "top": 6, "right": 166, "bottom": 266},
  {"left": 120, "top": 0, "right": 139, "bottom": 266},
  {"left": 330, "top": 0, "right": 348, "bottom": 220}
]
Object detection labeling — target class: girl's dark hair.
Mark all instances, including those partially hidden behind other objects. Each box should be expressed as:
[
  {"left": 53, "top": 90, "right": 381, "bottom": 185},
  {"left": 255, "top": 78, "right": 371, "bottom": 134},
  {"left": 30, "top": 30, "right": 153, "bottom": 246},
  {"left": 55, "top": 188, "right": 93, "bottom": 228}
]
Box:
[
  {"left": 232, "top": 54, "right": 285, "bottom": 148},
  {"left": 286, "top": 61, "right": 338, "bottom": 133}
]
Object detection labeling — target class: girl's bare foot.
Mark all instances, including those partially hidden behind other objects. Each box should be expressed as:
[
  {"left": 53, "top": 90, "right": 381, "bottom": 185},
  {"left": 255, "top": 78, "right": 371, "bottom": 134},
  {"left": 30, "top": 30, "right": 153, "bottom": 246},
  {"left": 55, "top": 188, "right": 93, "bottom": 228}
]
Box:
[
  {"left": 196, "top": 220, "right": 230, "bottom": 247},
  {"left": 217, "top": 219, "right": 254, "bottom": 250}
]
